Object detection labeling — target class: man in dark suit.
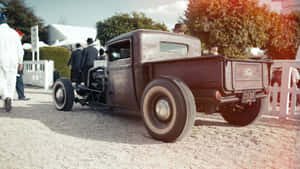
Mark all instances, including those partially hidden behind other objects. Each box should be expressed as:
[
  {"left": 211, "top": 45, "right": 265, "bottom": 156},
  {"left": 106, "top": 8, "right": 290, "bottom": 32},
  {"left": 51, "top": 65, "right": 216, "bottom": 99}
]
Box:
[
  {"left": 68, "top": 43, "right": 82, "bottom": 84},
  {"left": 80, "top": 38, "right": 98, "bottom": 85}
]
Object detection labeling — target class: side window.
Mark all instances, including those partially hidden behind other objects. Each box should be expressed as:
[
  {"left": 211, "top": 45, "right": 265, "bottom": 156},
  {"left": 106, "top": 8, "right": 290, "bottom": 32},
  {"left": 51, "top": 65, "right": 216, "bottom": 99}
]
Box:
[{"left": 108, "top": 40, "right": 131, "bottom": 62}]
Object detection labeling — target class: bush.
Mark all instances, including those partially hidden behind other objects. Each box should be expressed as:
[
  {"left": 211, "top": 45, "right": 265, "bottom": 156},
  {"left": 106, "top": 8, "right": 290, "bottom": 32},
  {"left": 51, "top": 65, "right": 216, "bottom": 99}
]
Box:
[{"left": 24, "top": 47, "right": 71, "bottom": 78}]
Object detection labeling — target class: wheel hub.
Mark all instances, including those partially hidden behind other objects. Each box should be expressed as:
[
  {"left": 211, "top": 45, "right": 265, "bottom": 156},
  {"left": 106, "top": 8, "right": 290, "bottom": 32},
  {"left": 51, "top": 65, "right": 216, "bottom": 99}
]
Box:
[
  {"left": 155, "top": 99, "right": 171, "bottom": 121},
  {"left": 56, "top": 88, "right": 64, "bottom": 102}
]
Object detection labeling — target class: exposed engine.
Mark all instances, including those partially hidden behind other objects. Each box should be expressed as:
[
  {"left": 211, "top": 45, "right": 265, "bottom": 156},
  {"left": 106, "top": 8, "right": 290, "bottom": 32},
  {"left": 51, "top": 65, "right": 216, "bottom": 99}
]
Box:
[{"left": 89, "top": 67, "right": 106, "bottom": 91}]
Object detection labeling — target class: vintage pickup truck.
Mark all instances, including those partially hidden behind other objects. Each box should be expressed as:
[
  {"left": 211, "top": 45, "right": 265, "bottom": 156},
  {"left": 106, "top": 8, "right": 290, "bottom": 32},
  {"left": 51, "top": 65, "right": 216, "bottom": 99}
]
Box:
[{"left": 53, "top": 29, "right": 271, "bottom": 142}]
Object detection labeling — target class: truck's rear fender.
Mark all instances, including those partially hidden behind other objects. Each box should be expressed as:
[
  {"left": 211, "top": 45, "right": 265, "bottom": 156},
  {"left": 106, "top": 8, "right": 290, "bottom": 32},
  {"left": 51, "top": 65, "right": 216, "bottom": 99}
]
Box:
[
  {"left": 139, "top": 56, "right": 226, "bottom": 109},
  {"left": 145, "top": 75, "right": 196, "bottom": 104}
]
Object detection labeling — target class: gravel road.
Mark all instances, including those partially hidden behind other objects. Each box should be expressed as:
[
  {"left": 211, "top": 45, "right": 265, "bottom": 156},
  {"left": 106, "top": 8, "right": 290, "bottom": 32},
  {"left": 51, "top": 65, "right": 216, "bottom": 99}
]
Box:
[{"left": 0, "top": 87, "right": 299, "bottom": 169}]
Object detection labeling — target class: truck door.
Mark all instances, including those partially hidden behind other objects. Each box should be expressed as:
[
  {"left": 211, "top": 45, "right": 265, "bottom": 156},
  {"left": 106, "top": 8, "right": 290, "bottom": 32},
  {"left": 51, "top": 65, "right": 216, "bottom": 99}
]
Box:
[{"left": 106, "top": 39, "right": 138, "bottom": 111}]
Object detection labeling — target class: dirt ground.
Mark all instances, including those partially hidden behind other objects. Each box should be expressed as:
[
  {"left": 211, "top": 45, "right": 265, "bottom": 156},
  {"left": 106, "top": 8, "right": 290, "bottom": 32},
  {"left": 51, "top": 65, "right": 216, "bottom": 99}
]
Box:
[{"left": 0, "top": 87, "right": 299, "bottom": 169}]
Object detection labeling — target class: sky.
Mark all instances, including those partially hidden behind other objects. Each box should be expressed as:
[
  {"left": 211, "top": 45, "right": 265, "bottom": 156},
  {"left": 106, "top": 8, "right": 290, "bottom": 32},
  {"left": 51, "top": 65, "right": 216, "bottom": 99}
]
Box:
[{"left": 25, "top": 0, "right": 188, "bottom": 30}]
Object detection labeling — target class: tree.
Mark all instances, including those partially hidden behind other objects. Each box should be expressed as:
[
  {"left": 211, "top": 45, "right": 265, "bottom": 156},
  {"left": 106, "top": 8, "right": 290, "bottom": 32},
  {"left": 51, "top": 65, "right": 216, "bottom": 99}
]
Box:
[
  {"left": 266, "top": 11, "right": 299, "bottom": 59},
  {"left": 96, "top": 12, "right": 168, "bottom": 45},
  {"left": 0, "top": 0, "right": 47, "bottom": 43},
  {"left": 185, "top": 0, "right": 278, "bottom": 58}
]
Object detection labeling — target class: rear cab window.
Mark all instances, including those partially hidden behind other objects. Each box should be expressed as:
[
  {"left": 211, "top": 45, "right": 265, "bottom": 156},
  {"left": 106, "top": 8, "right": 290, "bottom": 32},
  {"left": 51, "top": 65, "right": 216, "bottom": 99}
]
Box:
[{"left": 160, "top": 42, "right": 188, "bottom": 56}]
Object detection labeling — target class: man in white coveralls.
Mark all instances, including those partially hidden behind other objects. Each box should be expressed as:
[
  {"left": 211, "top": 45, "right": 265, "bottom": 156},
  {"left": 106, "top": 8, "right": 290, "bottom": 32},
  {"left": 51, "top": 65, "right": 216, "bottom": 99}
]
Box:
[{"left": 0, "top": 13, "right": 24, "bottom": 112}]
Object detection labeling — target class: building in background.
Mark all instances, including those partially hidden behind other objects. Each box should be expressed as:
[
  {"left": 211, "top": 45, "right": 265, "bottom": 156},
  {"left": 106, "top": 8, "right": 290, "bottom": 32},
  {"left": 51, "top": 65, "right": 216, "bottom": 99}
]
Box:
[
  {"left": 259, "top": 0, "right": 283, "bottom": 13},
  {"left": 281, "top": 0, "right": 300, "bottom": 14},
  {"left": 258, "top": 0, "right": 300, "bottom": 14}
]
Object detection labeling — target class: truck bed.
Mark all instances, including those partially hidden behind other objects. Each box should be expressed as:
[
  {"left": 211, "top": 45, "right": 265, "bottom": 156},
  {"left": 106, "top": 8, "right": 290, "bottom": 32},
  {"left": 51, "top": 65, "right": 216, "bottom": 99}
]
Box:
[{"left": 147, "top": 55, "right": 270, "bottom": 98}]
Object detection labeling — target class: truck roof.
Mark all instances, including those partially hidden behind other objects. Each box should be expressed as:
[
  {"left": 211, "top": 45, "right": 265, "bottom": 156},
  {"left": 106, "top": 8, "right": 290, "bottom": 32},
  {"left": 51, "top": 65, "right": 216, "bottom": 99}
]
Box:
[
  {"left": 106, "top": 29, "right": 199, "bottom": 46},
  {"left": 106, "top": 29, "right": 202, "bottom": 63}
]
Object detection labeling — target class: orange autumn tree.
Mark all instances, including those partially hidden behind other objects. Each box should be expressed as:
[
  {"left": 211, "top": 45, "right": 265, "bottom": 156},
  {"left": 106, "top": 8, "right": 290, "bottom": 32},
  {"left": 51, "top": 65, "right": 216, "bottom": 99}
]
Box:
[
  {"left": 185, "top": 0, "right": 300, "bottom": 59},
  {"left": 267, "top": 11, "right": 300, "bottom": 59}
]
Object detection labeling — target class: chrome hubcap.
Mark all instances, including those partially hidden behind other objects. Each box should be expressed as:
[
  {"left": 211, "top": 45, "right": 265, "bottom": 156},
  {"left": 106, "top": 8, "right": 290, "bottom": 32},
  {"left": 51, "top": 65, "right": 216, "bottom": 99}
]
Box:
[
  {"left": 56, "top": 88, "right": 64, "bottom": 102},
  {"left": 155, "top": 99, "right": 171, "bottom": 121}
]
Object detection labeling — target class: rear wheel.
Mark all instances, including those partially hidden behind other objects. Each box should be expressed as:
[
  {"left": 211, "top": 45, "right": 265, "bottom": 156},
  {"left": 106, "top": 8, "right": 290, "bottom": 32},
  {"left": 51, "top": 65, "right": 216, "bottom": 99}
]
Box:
[
  {"left": 141, "top": 78, "right": 196, "bottom": 142},
  {"left": 220, "top": 100, "right": 261, "bottom": 126},
  {"left": 53, "top": 78, "right": 74, "bottom": 111}
]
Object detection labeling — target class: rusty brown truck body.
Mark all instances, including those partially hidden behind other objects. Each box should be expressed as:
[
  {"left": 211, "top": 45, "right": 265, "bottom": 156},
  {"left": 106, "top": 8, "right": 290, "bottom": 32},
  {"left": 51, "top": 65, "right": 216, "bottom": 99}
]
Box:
[{"left": 53, "top": 29, "right": 271, "bottom": 142}]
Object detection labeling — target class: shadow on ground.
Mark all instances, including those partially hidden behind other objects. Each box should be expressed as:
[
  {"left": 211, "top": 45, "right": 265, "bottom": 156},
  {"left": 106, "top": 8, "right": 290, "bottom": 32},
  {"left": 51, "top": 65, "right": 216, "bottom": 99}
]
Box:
[
  {"left": 1, "top": 93, "right": 299, "bottom": 145},
  {"left": 0, "top": 101, "right": 161, "bottom": 145},
  {"left": 257, "top": 116, "right": 300, "bottom": 131}
]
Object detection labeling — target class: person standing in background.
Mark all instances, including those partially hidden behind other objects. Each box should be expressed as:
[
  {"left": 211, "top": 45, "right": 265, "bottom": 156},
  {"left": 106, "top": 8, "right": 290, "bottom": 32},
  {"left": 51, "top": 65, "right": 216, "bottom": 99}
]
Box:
[
  {"left": 15, "top": 30, "right": 30, "bottom": 101},
  {"left": 173, "top": 23, "right": 185, "bottom": 35},
  {"left": 0, "top": 13, "right": 24, "bottom": 112},
  {"left": 291, "top": 67, "right": 300, "bottom": 105},
  {"left": 67, "top": 43, "right": 82, "bottom": 85},
  {"left": 80, "top": 38, "right": 98, "bottom": 85}
]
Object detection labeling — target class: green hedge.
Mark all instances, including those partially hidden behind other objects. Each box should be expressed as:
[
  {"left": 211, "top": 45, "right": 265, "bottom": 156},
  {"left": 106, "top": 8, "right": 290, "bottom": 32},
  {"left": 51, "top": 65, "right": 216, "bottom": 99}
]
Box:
[{"left": 24, "top": 47, "right": 71, "bottom": 78}]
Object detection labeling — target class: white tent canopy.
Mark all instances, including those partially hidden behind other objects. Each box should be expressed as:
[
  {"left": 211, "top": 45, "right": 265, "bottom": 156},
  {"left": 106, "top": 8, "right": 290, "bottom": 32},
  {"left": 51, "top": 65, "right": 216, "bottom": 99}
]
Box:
[
  {"left": 23, "top": 24, "right": 100, "bottom": 50},
  {"left": 47, "top": 24, "right": 98, "bottom": 47}
]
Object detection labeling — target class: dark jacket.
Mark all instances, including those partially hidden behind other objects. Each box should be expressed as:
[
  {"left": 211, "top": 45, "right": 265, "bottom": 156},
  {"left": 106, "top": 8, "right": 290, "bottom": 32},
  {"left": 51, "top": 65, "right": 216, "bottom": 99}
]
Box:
[
  {"left": 68, "top": 49, "right": 82, "bottom": 70},
  {"left": 80, "top": 45, "right": 98, "bottom": 69}
]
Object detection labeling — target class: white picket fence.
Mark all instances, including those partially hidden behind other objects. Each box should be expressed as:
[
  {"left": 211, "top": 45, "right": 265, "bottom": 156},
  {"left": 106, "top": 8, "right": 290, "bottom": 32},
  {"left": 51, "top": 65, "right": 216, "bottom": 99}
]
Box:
[
  {"left": 23, "top": 60, "right": 54, "bottom": 90},
  {"left": 266, "top": 60, "right": 300, "bottom": 119}
]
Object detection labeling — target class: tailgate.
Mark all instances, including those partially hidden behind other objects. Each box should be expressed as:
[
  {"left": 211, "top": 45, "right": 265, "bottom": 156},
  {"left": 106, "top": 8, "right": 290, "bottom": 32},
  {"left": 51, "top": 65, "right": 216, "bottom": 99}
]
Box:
[{"left": 225, "top": 60, "right": 269, "bottom": 91}]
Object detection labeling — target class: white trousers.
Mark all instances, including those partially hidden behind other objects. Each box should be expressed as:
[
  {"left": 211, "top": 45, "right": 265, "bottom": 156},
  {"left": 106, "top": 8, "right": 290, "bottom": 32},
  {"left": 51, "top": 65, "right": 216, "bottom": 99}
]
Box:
[{"left": 0, "top": 67, "right": 17, "bottom": 99}]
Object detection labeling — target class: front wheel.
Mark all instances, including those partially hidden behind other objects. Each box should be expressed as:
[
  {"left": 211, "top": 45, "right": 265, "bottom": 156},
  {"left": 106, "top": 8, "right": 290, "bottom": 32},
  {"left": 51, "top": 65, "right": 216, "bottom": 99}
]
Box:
[
  {"left": 141, "top": 78, "right": 196, "bottom": 142},
  {"left": 220, "top": 100, "right": 261, "bottom": 126},
  {"left": 53, "top": 78, "right": 74, "bottom": 111}
]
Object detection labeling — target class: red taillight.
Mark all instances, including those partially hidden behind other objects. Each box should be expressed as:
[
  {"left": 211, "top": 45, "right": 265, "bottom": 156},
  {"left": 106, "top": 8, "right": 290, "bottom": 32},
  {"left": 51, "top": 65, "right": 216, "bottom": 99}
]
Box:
[{"left": 215, "top": 91, "right": 222, "bottom": 99}]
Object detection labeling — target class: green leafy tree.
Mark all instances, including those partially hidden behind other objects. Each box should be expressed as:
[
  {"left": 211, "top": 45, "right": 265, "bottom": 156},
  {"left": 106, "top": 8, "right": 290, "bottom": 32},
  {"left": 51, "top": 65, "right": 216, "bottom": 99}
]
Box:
[
  {"left": 0, "top": 0, "right": 47, "bottom": 43},
  {"left": 185, "top": 0, "right": 275, "bottom": 58},
  {"left": 97, "top": 12, "right": 168, "bottom": 45}
]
